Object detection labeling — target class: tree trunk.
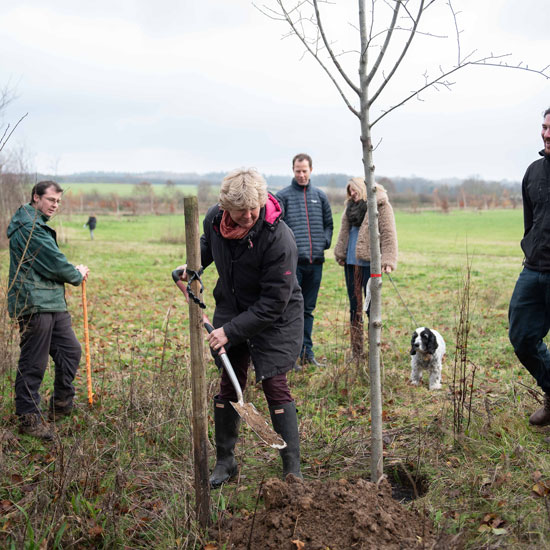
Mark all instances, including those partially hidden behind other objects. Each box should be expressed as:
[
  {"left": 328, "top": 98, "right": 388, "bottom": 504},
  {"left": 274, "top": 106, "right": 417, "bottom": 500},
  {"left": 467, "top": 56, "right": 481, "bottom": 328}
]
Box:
[{"left": 358, "top": 0, "right": 383, "bottom": 483}]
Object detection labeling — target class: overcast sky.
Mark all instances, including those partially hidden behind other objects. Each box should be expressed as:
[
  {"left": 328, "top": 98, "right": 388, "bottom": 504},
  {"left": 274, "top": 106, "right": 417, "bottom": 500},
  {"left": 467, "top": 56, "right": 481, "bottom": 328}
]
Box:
[{"left": 0, "top": 0, "right": 548, "bottom": 181}]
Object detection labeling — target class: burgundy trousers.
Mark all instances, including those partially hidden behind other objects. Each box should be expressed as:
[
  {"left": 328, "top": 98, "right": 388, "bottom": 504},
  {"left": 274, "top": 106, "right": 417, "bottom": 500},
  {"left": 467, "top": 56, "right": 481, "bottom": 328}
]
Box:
[{"left": 217, "top": 342, "right": 293, "bottom": 406}]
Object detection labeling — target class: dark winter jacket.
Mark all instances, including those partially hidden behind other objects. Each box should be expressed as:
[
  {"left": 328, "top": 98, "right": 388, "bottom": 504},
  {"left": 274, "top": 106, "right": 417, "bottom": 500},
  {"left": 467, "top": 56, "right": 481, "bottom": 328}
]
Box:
[
  {"left": 85, "top": 216, "right": 97, "bottom": 230},
  {"left": 521, "top": 150, "right": 550, "bottom": 272},
  {"left": 200, "top": 194, "right": 304, "bottom": 381},
  {"left": 7, "top": 203, "right": 83, "bottom": 318},
  {"left": 276, "top": 179, "right": 333, "bottom": 264}
]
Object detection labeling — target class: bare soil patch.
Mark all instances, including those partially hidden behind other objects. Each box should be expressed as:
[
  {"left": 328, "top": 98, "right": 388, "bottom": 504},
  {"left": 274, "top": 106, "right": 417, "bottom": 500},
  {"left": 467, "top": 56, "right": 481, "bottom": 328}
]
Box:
[{"left": 214, "top": 476, "right": 461, "bottom": 549}]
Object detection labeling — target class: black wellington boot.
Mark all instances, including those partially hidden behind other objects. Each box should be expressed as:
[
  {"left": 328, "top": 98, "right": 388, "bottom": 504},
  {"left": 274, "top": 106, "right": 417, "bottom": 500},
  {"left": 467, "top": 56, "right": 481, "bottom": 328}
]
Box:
[
  {"left": 269, "top": 401, "right": 303, "bottom": 480},
  {"left": 210, "top": 397, "right": 241, "bottom": 489}
]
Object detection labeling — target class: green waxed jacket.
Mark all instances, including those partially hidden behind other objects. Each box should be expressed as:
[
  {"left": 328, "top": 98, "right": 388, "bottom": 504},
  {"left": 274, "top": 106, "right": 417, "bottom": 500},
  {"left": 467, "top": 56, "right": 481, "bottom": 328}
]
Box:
[{"left": 7, "top": 203, "right": 83, "bottom": 318}]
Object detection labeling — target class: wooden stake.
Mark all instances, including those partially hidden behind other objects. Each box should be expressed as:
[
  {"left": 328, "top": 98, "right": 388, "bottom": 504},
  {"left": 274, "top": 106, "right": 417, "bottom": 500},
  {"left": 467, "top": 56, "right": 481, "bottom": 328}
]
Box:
[
  {"left": 184, "top": 196, "right": 210, "bottom": 528},
  {"left": 81, "top": 279, "right": 93, "bottom": 405}
]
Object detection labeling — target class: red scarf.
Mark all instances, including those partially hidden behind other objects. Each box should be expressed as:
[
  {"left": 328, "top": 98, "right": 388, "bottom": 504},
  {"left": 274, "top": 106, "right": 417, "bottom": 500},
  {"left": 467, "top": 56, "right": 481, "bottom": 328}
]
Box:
[{"left": 220, "top": 210, "right": 252, "bottom": 240}]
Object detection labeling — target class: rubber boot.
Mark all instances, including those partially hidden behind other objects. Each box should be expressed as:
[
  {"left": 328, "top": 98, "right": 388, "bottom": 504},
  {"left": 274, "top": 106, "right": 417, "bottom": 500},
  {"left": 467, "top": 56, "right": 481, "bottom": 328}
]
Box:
[
  {"left": 529, "top": 394, "right": 550, "bottom": 426},
  {"left": 210, "top": 397, "right": 240, "bottom": 489},
  {"left": 269, "top": 401, "right": 303, "bottom": 480}
]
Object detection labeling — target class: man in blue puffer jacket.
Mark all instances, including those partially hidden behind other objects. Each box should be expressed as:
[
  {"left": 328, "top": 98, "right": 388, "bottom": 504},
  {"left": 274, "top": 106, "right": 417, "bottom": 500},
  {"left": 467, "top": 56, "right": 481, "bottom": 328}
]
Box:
[{"left": 276, "top": 153, "right": 333, "bottom": 366}]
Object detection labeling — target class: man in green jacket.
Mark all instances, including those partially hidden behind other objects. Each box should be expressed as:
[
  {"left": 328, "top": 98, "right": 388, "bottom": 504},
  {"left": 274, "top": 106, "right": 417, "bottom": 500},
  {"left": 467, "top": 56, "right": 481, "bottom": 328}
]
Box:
[{"left": 7, "top": 180, "right": 90, "bottom": 439}]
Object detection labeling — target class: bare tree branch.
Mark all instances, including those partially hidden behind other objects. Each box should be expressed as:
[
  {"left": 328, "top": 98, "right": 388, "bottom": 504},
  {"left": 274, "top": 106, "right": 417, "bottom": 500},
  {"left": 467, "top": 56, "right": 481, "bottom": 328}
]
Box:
[
  {"left": 313, "top": 0, "right": 360, "bottom": 95},
  {"left": 0, "top": 85, "right": 17, "bottom": 115},
  {"left": 371, "top": 54, "right": 549, "bottom": 127},
  {"left": 368, "top": 0, "right": 426, "bottom": 107},
  {"left": 0, "top": 113, "right": 27, "bottom": 153},
  {"left": 366, "top": 0, "right": 401, "bottom": 85},
  {"left": 448, "top": 0, "right": 462, "bottom": 66},
  {"left": 262, "top": 0, "right": 360, "bottom": 116}
]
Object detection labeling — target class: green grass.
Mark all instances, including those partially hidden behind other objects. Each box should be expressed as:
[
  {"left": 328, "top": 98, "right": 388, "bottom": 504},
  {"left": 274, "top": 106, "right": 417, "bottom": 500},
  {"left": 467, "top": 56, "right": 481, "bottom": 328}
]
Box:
[{"left": 1, "top": 206, "right": 548, "bottom": 549}]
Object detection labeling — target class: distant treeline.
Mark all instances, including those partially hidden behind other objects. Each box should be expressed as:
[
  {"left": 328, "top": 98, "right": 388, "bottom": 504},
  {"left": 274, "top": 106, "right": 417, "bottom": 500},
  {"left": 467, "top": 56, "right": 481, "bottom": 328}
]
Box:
[
  {"left": 0, "top": 170, "right": 520, "bottom": 221},
  {"left": 47, "top": 169, "right": 521, "bottom": 194}
]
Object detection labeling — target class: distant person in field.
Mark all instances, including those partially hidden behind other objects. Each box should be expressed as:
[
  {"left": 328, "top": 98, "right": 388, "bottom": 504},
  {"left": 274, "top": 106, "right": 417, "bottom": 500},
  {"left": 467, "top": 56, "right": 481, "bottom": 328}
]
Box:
[
  {"left": 334, "top": 177, "right": 398, "bottom": 360},
  {"left": 276, "top": 153, "right": 333, "bottom": 367},
  {"left": 85, "top": 214, "right": 97, "bottom": 240},
  {"left": 7, "top": 180, "right": 90, "bottom": 440},
  {"left": 509, "top": 107, "right": 550, "bottom": 426},
  {"left": 176, "top": 168, "right": 304, "bottom": 487}
]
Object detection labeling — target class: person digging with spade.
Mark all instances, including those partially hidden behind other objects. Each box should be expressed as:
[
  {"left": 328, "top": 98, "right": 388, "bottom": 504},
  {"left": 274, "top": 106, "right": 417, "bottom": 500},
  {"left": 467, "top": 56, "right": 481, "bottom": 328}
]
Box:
[{"left": 177, "top": 168, "right": 304, "bottom": 488}]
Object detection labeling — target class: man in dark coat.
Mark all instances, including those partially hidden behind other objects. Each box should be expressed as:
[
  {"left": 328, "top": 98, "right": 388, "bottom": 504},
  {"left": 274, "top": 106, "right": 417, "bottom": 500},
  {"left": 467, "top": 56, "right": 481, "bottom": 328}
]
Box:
[
  {"left": 509, "top": 107, "right": 550, "bottom": 425},
  {"left": 7, "top": 181, "right": 90, "bottom": 439},
  {"left": 276, "top": 153, "right": 333, "bottom": 366},
  {"left": 85, "top": 215, "right": 97, "bottom": 240},
  {"left": 178, "top": 168, "right": 304, "bottom": 487}
]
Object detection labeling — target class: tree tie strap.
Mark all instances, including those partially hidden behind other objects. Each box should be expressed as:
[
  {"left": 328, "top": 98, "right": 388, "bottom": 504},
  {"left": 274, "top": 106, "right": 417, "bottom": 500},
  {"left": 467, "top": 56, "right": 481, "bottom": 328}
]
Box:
[{"left": 186, "top": 267, "right": 206, "bottom": 309}]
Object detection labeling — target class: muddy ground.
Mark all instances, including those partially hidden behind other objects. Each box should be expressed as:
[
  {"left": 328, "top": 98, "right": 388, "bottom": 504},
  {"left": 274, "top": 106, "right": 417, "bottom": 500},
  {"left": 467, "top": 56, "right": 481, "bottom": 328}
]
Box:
[{"left": 212, "top": 476, "right": 462, "bottom": 549}]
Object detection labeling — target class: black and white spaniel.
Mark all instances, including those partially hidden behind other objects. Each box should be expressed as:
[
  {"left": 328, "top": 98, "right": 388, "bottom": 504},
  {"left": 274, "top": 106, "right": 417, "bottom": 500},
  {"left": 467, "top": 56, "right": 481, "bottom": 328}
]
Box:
[{"left": 410, "top": 327, "right": 446, "bottom": 390}]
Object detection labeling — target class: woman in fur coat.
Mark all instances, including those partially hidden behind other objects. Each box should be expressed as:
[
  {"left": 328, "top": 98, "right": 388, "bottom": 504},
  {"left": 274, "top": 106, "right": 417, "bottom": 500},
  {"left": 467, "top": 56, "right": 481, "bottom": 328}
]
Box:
[{"left": 334, "top": 177, "right": 398, "bottom": 359}]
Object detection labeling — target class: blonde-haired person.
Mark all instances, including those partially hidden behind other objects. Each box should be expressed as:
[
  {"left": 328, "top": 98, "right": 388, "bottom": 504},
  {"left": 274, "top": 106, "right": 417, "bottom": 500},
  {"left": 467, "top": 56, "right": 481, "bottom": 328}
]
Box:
[
  {"left": 334, "top": 177, "right": 398, "bottom": 359},
  {"left": 177, "top": 168, "right": 304, "bottom": 486},
  {"left": 218, "top": 168, "right": 268, "bottom": 211}
]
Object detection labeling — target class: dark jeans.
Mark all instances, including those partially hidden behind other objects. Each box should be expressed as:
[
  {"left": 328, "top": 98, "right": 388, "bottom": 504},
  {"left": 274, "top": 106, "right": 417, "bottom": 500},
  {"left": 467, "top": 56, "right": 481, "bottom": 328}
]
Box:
[
  {"left": 218, "top": 343, "right": 293, "bottom": 406},
  {"left": 296, "top": 262, "right": 323, "bottom": 358},
  {"left": 344, "top": 263, "right": 371, "bottom": 323},
  {"left": 509, "top": 267, "right": 550, "bottom": 394},
  {"left": 15, "top": 312, "right": 82, "bottom": 416}
]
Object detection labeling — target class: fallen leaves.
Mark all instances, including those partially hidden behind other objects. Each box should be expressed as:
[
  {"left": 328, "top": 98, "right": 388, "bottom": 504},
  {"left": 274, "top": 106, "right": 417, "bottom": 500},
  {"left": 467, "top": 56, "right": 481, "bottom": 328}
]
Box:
[
  {"left": 88, "top": 524, "right": 104, "bottom": 538},
  {"left": 478, "top": 513, "right": 507, "bottom": 535},
  {"left": 532, "top": 481, "right": 550, "bottom": 497},
  {"left": 0, "top": 500, "right": 13, "bottom": 515},
  {"left": 532, "top": 471, "right": 550, "bottom": 497}
]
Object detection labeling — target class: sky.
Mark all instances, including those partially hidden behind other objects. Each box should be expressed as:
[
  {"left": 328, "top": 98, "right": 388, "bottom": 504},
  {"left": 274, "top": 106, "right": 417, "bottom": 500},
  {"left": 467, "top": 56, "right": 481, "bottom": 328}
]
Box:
[{"left": 0, "top": 0, "right": 548, "bottom": 182}]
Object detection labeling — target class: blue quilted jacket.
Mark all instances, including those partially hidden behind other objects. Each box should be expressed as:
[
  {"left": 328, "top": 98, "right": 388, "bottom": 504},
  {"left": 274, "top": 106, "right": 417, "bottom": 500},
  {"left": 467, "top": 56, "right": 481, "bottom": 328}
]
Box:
[{"left": 276, "top": 179, "right": 333, "bottom": 264}]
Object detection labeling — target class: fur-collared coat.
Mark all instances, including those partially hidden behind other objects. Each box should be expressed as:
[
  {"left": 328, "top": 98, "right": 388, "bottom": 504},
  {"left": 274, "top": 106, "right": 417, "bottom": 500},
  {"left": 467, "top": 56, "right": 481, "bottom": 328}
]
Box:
[{"left": 334, "top": 184, "right": 398, "bottom": 270}]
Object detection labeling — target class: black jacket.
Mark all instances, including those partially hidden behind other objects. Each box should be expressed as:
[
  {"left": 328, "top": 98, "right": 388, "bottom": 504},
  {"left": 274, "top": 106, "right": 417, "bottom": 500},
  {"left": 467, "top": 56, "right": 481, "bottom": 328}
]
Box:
[
  {"left": 276, "top": 179, "right": 333, "bottom": 264},
  {"left": 521, "top": 150, "right": 550, "bottom": 271},
  {"left": 200, "top": 194, "right": 304, "bottom": 381}
]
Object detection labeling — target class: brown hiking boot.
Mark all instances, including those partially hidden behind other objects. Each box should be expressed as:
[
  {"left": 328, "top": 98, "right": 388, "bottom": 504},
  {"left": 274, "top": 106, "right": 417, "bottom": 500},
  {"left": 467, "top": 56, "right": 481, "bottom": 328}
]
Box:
[
  {"left": 19, "top": 414, "right": 54, "bottom": 440},
  {"left": 48, "top": 399, "right": 74, "bottom": 421},
  {"left": 529, "top": 394, "right": 550, "bottom": 426}
]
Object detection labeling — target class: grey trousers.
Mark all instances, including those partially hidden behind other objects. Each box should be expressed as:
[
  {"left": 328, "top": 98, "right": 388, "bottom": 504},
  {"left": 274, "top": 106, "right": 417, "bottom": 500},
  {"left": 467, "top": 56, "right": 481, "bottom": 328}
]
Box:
[{"left": 15, "top": 311, "right": 81, "bottom": 415}]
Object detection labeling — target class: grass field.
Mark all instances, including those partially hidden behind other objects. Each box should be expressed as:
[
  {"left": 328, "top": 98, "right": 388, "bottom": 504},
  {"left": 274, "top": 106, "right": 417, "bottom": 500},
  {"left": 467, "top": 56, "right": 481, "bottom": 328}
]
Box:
[{"left": 2, "top": 206, "right": 549, "bottom": 549}]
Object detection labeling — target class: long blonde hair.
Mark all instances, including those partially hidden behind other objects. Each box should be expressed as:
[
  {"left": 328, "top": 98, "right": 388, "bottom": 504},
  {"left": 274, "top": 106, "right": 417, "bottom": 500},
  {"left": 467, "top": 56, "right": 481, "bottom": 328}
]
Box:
[{"left": 346, "top": 177, "right": 367, "bottom": 202}]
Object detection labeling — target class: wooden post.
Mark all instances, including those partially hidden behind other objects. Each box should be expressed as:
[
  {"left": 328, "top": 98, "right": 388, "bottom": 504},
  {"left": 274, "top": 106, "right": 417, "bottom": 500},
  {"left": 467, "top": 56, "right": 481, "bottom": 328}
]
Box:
[{"left": 184, "top": 196, "right": 210, "bottom": 528}]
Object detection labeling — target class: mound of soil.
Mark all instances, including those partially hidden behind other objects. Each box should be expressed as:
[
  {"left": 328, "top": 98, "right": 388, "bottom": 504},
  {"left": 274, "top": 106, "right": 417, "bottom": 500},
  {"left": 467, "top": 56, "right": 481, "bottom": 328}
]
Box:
[{"left": 215, "top": 476, "right": 454, "bottom": 550}]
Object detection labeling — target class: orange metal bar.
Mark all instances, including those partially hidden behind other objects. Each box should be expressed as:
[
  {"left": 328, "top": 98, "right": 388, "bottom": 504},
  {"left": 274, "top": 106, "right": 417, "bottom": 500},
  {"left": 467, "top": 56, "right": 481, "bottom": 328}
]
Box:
[{"left": 82, "top": 279, "right": 93, "bottom": 405}]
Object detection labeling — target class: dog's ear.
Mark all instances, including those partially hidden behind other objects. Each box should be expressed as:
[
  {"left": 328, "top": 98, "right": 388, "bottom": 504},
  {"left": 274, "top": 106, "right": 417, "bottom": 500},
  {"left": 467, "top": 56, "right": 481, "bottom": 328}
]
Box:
[
  {"left": 410, "top": 332, "right": 417, "bottom": 355},
  {"left": 425, "top": 330, "right": 438, "bottom": 355}
]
